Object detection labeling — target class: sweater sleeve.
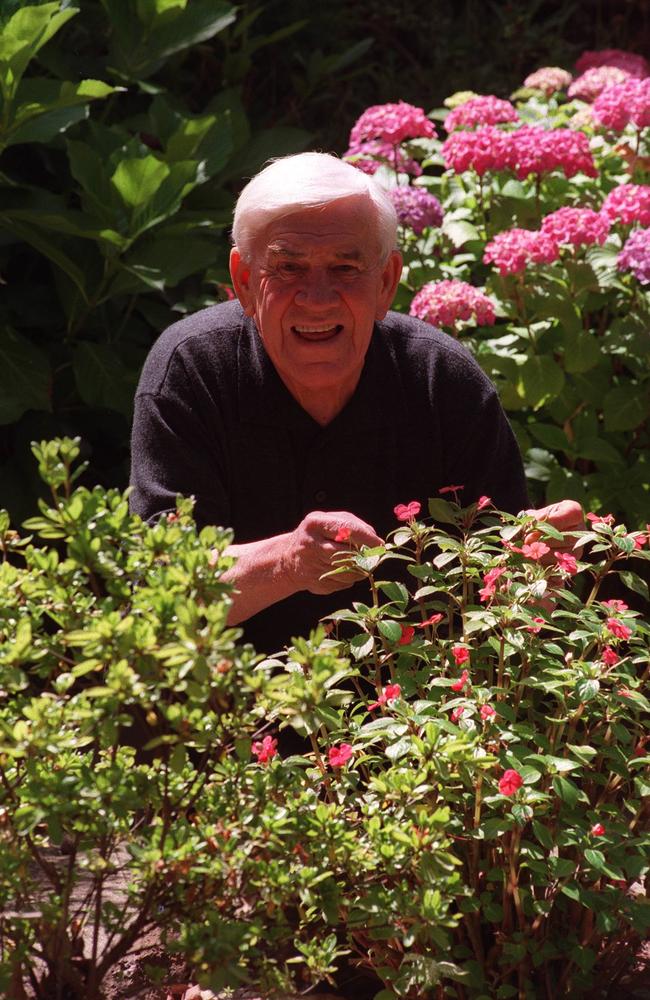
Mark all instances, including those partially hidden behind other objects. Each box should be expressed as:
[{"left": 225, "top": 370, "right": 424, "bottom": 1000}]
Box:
[{"left": 129, "top": 354, "right": 231, "bottom": 530}]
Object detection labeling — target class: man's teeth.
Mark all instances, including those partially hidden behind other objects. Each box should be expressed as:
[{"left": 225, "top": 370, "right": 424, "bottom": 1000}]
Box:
[{"left": 293, "top": 325, "right": 339, "bottom": 333}]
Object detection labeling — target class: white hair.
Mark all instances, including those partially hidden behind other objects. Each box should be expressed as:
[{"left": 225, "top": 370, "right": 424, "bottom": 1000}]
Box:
[{"left": 232, "top": 151, "right": 398, "bottom": 262}]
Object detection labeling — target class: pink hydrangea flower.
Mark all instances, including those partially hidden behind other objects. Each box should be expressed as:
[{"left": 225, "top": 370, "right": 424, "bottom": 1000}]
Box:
[
  {"left": 441, "top": 125, "right": 514, "bottom": 176},
  {"left": 540, "top": 206, "right": 610, "bottom": 249},
  {"left": 328, "top": 743, "right": 353, "bottom": 768},
  {"left": 524, "top": 66, "right": 573, "bottom": 96},
  {"left": 601, "top": 184, "right": 650, "bottom": 227},
  {"left": 409, "top": 279, "right": 495, "bottom": 330},
  {"left": 508, "top": 126, "right": 598, "bottom": 180},
  {"left": 349, "top": 101, "right": 435, "bottom": 145},
  {"left": 575, "top": 49, "right": 650, "bottom": 79},
  {"left": 483, "top": 227, "right": 559, "bottom": 274},
  {"left": 592, "top": 77, "right": 650, "bottom": 131},
  {"left": 568, "top": 66, "right": 631, "bottom": 101},
  {"left": 251, "top": 735, "right": 278, "bottom": 764},
  {"left": 344, "top": 138, "right": 423, "bottom": 176},
  {"left": 618, "top": 228, "right": 650, "bottom": 284},
  {"left": 444, "top": 95, "right": 519, "bottom": 132},
  {"left": 389, "top": 185, "right": 443, "bottom": 234}
]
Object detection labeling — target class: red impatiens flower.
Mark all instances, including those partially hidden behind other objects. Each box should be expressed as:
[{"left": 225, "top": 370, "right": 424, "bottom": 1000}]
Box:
[
  {"left": 632, "top": 533, "right": 648, "bottom": 549},
  {"left": 451, "top": 645, "right": 470, "bottom": 666},
  {"left": 601, "top": 646, "right": 619, "bottom": 666},
  {"left": 394, "top": 500, "right": 421, "bottom": 522},
  {"left": 499, "top": 769, "right": 524, "bottom": 796},
  {"left": 586, "top": 512, "right": 615, "bottom": 526},
  {"left": 399, "top": 625, "right": 415, "bottom": 645},
  {"left": 606, "top": 618, "right": 632, "bottom": 640},
  {"left": 617, "top": 686, "right": 632, "bottom": 698},
  {"left": 334, "top": 526, "right": 351, "bottom": 543},
  {"left": 328, "top": 743, "right": 353, "bottom": 768},
  {"left": 251, "top": 735, "right": 278, "bottom": 764},
  {"left": 590, "top": 822, "right": 606, "bottom": 836},
  {"left": 521, "top": 541, "right": 551, "bottom": 560},
  {"left": 418, "top": 612, "right": 444, "bottom": 628},
  {"left": 525, "top": 617, "right": 546, "bottom": 634},
  {"left": 439, "top": 484, "right": 464, "bottom": 494},
  {"left": 602, "top": 600, "right": 628, "bottom": 613},
  {"left": 479, "top": 565, "right": 507, "bottom": 602},
  {"left": 480, "top": 703, "right": 496, "bottom": 721},
  {"left": 477, "top": 495, "right": 492, "bottom": 510},
  {"left": 450, "top": 707, "right": 465, "bottom": 723},
  {"left": 555, "top": 551, "right": 578, "bottom": 574},
  {"left": 368, "top": 683, "right": 402, "bottom": 711},
  {"left": 451, "top": 669, "right": 470, "bottom": 692}
]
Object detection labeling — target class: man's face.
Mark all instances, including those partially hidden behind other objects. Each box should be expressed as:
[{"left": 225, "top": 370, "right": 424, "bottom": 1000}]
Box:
[{"left": 230, "top": 196, "right": 402, "bottom": 414}]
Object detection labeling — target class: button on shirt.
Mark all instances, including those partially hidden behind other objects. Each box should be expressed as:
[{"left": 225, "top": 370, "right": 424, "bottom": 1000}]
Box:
[{"left": 130, "top": 300, "right": 528, "bottom": 652}]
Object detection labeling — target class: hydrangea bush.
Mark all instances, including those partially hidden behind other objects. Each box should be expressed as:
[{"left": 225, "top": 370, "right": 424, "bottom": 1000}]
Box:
[
  {"left": 3, "top": 442, "right": 648, "bottom": 1000},
  {"left": 343, "top": 51, "right": 650, "bottom": 527}
]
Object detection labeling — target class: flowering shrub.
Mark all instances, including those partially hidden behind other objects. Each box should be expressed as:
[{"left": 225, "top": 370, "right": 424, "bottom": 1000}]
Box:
[
  {"left": 409, "top": 279, "right": 495, "bottom": 332},
  {"left": 342, "top": 48, "right": 650, "bottom": 527},
  {"left": 2, "top": 447, "right": 649, "bottom": 999},
  {"left": 389, "top": 185, "right": 443, "bottom": 234},
  {"left": 568, "top": 66, "right": 631, "bottom": 102}
]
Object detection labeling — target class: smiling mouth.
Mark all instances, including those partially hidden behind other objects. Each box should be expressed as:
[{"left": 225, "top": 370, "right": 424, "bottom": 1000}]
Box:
[{"left": 292, "top": 324, "right": 343, "bottom": 341}]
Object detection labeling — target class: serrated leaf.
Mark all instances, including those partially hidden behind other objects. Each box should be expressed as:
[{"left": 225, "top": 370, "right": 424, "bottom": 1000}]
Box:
[
  {"left": 575, "top": 677, "right": 600, "bottom": 702},
  {"left": 377, "top": 620, "right": 403, "bottom": 642},
  {"left": 603, "top": 386, "right": 649, "bottom": 432},
  {"left": 517, "top": 356, "right": 565, "bottom": 409}
]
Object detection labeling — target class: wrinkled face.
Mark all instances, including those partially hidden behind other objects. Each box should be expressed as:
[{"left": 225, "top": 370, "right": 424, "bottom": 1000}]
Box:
[{"left": 230, "top": 196, "right": 402, "bottom": 410}]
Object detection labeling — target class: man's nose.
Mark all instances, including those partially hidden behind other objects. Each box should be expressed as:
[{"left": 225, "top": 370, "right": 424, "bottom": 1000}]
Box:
[{"left": 294, "top": 270, "right": 339, "bottom": 306}]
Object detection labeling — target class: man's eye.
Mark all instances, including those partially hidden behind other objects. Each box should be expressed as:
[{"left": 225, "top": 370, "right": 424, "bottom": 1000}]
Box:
[
  {"left": 332, "top": 265, "right": 358, "bottom": 275},
  {"left": 278, "top": 263, "right": 303, "bottom": 276}
]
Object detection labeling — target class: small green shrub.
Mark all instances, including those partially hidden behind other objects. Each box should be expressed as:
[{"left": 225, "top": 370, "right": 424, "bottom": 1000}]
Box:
[{"left": 1, "top": 443, "right": 648, "bottom": 998}]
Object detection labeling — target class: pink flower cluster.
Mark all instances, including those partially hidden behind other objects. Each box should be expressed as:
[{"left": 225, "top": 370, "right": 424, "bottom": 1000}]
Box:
[
  {"left": 540, "top": 206, "right": 610, "bottom": 248},
  {"left": 409, "top": 279, "right": 495, "bottom": 329},
  {"left": 592, "top": 77, "right": 650, "bottom": 131},
  {"left": 568, "top": 66, "right": 631, "bottom": 102},
  {"left": 344, "top": 138, "right": 423, "bottom": 177},
  {"left": 389, "top": 185, "right": 443, "bottom": 234},
  {"left": 524, "top": 66, "right": 573, "bottom": 96},
  {"left": 444, "top": 95, "right": 519, "bottom": 132},
  {"left": 601, "top": 184, "right": 650, "bottom": 227},
  {"left": 508, "top": 126, "right": 598, "bottom": 180},
  {"left": 483, "top": 227, "right": 559, "bottom": 275},
  {"left": 575, "top": 49, "right": 650, "bottom": 79},
  {"left": 441, "top": 125, "right": 597, "bottom": 179},
  {"left": 349, "top": 101, "right": 435, "bottom": 145},
  {"left": 618, "top": 228, "right": 650, "bottom": 284},
  {"left": 441, "top": 125, "right": 512, "bottom": 176}
]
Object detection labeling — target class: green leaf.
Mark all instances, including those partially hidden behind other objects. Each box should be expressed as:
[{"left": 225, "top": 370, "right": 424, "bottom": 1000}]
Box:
[
  {"left": 575, "top": 678, "right": 600, "bottom": 702},
  {"left": 617, "top": 571, "right": 649, "bottom": 601},
  {"left": 5, "top": 78, "right": 119, "bottom": 147},
  {"left": 552, "top": 775, "right": 587, "bottom": 808},
  {"left": 110, "top": 156, "right": 170, "bottom": 210},
  {"left": 427, "top": 498, "right": 457, "bottom": 525},
  {"left": 563, "top": 328, "right": 601, "bottom": 374},
  {"left": 0, "top": 3, "right": 77, "bottom": 103},
  {"left": 574, "top": 436, "right": 625, "bottom": 465},
  {"left": 378, "top": 620, "right": 403, "bottom": 643},
  {"left": 0, "top": 328, "right": 51, "bottom": 424},
  {"left": 385, "top": 736, "right": 412, "bottom": 761},
  {"left": 442, "top": 219, "right": 480, "bottom": 247},
  {"left": 73, "top": 343, "right": 138, "bottom": 419},
  {"left": 1, "top": 215, "right": 89, "bottom": 297},
  {"left": 603, "top": 386, "right": 649, "bottom": 432},
  {"left": 528, "top": 423, "right": 569, "bottom": 452},
  {"left": 517, "top": 356, "right": 565, "bottom": 409},
  {"left": 108, "top": 235, "right": 217, "bottom": 295}
]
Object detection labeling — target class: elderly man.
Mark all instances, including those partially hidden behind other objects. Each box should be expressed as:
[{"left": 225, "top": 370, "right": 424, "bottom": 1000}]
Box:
[{"left": 130, "top": 152, "right": 581, "bottom": 651}]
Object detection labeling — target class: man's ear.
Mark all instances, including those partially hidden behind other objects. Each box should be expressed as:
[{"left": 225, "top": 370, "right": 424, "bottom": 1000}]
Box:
[
  {"left": 229, "top": 247, "right": 256, "bottom": 316},
  {"left": 375, "top": 249, "right": 403, "bottom": 321}
]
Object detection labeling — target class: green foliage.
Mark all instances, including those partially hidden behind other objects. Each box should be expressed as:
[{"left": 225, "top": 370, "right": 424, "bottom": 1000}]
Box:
[
  {"left": 1, "top": 444, "right": 648, "bottom": 998},
  {"left": 0, "top": 1, "right": 312, "bottom": 520}
]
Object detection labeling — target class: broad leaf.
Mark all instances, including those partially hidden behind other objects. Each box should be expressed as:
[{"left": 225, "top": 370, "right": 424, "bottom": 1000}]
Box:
[
  {"left": 0, "top": 328, "right": 51, "bottom": 424},
  {"left": 73, "top": 343, "right": 139, "bottom": 419}
]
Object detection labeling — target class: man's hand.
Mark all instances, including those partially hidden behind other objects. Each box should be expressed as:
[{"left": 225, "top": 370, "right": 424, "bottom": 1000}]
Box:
[
  {"left": 282, "top": 510, "right": 384, "bottom": 594},
  {"left": 524, "top": 499, "right": 585, "bottom": 564}
]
